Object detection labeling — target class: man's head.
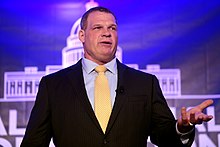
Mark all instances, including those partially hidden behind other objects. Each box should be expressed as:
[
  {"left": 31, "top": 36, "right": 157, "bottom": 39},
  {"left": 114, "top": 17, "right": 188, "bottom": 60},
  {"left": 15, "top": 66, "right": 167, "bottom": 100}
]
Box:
[{"left": 79, "top": 7, "right": 118, "bottom": 65}]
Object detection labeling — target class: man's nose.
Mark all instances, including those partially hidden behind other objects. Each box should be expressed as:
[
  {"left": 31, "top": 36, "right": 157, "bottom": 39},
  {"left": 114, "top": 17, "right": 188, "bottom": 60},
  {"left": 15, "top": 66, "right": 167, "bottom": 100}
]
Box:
[{"left": 102, "top": 28, "right": 111, "bottom": 37}]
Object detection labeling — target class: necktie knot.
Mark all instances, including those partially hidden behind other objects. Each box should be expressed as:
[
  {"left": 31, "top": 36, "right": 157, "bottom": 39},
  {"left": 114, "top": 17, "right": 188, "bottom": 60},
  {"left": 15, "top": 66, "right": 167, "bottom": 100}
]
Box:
[{"left": 95, "top": 65, "right": 107, "bottom": 73}]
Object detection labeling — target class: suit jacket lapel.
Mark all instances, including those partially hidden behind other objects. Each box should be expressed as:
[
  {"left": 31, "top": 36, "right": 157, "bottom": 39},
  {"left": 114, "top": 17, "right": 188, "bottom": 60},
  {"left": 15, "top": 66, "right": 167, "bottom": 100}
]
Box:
[
  {"left": 66, "top": 60, "right": 102, "bottom": 132},
  {"left": 106, "top": 60, "right": 128, "bottom": 134}
]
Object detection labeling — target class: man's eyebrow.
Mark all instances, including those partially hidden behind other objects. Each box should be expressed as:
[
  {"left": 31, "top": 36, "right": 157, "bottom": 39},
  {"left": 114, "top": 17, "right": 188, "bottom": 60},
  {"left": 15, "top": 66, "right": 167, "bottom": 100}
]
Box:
[
  {"left": 111, "top": 24, "right": 117, "bottom": 27},
  {"left": 108, "top": 24, "right": 117, "bottom": 28},
  {"left": 92, "top": 24, "right": 117, "bottom": 27},
  {"left": 92, "top": 24, "right": 102, "bottom": 27}
]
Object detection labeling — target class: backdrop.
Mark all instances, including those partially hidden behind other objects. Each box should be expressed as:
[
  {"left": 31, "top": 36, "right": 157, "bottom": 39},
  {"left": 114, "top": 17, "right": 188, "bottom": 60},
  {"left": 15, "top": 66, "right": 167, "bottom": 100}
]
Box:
[{"left": 0, "top": 0, "right": 220, "bottom": 147}]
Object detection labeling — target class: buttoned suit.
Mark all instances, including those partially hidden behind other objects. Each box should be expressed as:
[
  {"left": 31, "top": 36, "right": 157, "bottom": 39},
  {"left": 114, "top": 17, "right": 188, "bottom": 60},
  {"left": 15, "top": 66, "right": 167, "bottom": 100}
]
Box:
[{"left": 21, "top": 59, "right": 194, "bottom": 147}]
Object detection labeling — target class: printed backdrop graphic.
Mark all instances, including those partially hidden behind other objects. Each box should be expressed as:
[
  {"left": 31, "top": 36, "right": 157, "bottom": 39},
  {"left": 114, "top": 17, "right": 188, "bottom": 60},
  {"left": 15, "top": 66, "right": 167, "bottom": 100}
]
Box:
[{"left": 0, "top": 0, "right": 220, "bottom": 147}]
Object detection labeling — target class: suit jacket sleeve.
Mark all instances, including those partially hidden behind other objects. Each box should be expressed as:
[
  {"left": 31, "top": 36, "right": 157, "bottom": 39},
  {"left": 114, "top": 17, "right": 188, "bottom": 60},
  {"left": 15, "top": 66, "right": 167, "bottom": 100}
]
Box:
[
  {"left": 21, "top": 77, "right": 52, "bottom": 147},
  {"left": 150, "top": 75, "right": 195, "bottom": 147}
]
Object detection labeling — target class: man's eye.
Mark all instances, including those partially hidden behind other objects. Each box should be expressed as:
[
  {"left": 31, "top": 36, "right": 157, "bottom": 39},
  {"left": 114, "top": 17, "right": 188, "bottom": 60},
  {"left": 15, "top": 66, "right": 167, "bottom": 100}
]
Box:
[
  {"left": 94, "top": 27, "right": 101, "bottom": 30},
  {"left": 110, "top": 27, "right": 117, "bottom": 31}
]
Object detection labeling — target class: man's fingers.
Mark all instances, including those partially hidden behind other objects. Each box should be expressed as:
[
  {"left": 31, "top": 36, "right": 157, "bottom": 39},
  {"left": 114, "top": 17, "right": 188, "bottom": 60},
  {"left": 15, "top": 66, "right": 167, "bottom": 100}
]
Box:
[
  {"left": 202, "top": 115, "right": 213, "bottom": 122},
  {"left": 190, "top": 113, "right": 213, "bottom": 124},
  {"left": 181, "top": 107, "right": 188, "bottom": 125},
  {"left": 179, "top": 100, "right": 214, "bottom": 127},
  {"left": 190, "top": 113, "right": 195, "bottom": 124},
  {"left": 197, "top": 99, "right": 213, "bottom": 110}
]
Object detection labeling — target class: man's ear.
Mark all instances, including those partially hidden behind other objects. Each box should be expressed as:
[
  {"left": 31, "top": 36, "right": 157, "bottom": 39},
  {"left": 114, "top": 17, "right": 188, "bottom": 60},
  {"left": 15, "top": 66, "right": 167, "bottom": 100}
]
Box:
[{"left": 79, "top": 29, "right": 85, "bottom": 43}]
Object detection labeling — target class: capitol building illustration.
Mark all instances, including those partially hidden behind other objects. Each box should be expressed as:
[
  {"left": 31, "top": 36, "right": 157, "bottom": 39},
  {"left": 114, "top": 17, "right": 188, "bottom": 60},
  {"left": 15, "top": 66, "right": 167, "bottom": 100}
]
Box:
[
  {"left": 2, "top": 1, "right": 182, "bottom": 102},
  {"left": 3, "top": 0, "right": 220, "bottom": 102},
  {"left": 2, "top": 0, "right": 202, "bottom": 102}
]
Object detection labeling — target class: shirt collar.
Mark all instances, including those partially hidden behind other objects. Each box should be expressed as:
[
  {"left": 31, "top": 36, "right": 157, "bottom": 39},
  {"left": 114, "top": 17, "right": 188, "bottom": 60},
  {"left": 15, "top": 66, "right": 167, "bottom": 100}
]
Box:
[{"left": 82, "top": 57, "right": 117, "bottom": 75}]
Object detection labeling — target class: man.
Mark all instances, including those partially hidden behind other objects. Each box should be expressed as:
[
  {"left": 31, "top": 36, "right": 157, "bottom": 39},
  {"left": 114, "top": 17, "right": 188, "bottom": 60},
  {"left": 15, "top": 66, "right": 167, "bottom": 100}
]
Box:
[{"left": 21, "top": 6, "right": 213, "bottom": 147}]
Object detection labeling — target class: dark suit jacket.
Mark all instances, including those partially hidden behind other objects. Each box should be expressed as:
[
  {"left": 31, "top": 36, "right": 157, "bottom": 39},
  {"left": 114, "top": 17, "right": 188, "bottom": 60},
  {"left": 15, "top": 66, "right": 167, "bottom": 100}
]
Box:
[{"left": 21, "top": 59, "right": 194, "bottom": 147}]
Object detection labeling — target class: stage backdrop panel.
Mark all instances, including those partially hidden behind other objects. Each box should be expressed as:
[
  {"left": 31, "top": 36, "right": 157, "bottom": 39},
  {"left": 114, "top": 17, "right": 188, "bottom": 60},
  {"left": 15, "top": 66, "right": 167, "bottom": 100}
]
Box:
[{"left": 0, "top": 1, "right": 220, "bottom": 147}]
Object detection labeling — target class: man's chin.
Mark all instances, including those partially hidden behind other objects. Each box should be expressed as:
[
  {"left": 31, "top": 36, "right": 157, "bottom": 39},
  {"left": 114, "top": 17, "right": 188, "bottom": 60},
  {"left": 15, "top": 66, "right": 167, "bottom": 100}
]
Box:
[{"left": 99, "top": 56, "right": 115, "bottom": 64}]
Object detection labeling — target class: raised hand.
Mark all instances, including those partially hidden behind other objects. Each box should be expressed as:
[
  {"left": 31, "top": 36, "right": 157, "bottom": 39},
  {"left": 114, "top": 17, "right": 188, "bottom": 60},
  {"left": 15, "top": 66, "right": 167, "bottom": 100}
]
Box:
[{"left": 177, "top": 99, "right": 213, "bottom": 133}]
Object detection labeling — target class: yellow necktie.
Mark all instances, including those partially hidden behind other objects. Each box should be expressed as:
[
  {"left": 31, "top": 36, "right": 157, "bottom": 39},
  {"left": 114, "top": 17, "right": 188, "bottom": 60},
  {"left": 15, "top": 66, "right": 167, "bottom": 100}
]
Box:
[{"left": 94, "top": 65, "right": 112, "bottom": 133}]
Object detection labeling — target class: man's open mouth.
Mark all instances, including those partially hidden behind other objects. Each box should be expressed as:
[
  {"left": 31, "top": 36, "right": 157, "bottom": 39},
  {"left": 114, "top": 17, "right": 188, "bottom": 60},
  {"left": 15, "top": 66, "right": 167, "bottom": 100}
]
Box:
[{"left": 100, "top": 41, "right": 112, "bottom": 45}]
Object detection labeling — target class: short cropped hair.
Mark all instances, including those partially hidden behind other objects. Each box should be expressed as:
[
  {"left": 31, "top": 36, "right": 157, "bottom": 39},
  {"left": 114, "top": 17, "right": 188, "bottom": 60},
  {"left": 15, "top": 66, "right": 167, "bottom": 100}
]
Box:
[{"left": 80, "top": 6, "right": 117, "bottom": 30}]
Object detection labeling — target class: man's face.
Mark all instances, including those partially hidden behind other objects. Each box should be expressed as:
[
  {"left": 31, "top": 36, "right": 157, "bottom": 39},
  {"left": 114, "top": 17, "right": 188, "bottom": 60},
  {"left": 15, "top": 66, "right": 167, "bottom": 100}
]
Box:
[{"left": 79, "top": 11, "right": 118, "bottom": 65}]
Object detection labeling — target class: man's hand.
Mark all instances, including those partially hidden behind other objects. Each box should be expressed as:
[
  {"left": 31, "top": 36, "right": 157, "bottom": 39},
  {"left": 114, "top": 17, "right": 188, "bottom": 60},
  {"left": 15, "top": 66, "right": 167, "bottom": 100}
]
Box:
[{"left": 177, "top": 99, "right": 214, "bottom": 133}]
